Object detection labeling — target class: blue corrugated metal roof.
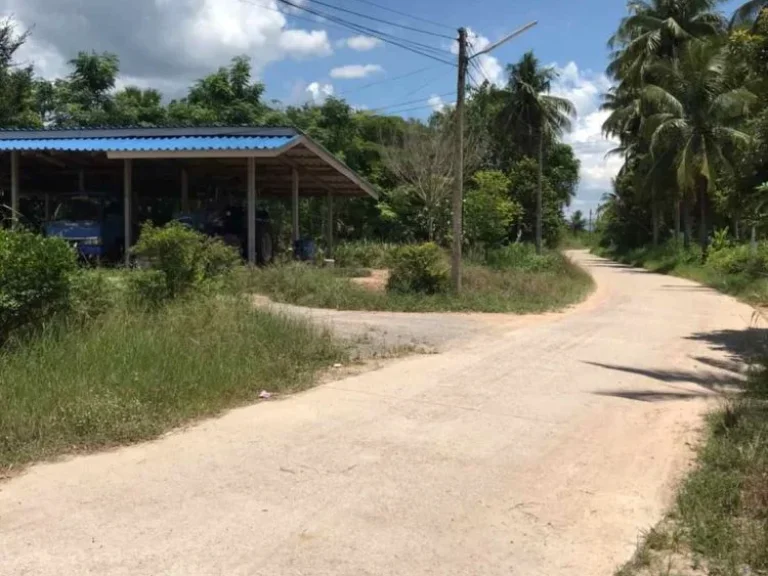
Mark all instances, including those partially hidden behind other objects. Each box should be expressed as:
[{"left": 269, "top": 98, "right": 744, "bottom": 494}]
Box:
[{"left": 0, "top": 135, "right": 298, "bottom": 152}]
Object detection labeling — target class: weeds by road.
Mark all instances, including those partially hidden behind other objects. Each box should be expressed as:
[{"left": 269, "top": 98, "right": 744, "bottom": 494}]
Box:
[
  {"left": 243, "top": 252, "right": 593, "bottom": 314},
  {"left": 0, "top": 295, "right": 343, "bottom": 473}
]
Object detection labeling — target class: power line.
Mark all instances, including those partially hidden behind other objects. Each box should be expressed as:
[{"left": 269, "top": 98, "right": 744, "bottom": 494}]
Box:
[
  {"left": 469, "top": 58, "right": 489, "bottom": 86},
  {"left": 336, "top": 66, "right": 434, "bottom": 97},
  {"left": 238, "top": 0, "right": 454, "bottom": 65},
  {"left": 334, "top": 0, "right": 455, "bottom": 31},
  {"left": 378, "top": 103, "right": 447, "bottom": 116},
  {"left": 273, "top": 0, "right": 457, "bottom": 65},
  {"left": 372, "top": 91, "right": 455, "bottom": 112},
  {"left": 301, "top": 0, "right": 454, "bottom": 39}
]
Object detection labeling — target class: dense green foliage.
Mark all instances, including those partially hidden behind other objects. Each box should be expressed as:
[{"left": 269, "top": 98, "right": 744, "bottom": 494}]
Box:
[
  {"left": 0, "top": 228, "right": 77, "bottom": 341},
  {"left": 387, "top": 243, "right": 449, "bottom": 295},
  {"left": 599, "top": 1, "right": 768, "bottom": 257},
  {"left": 130, "top": 222, "right": 240, "bottom": 303},
  {"left": 0, "top": 18, "right": 579, "bottom": 252}
]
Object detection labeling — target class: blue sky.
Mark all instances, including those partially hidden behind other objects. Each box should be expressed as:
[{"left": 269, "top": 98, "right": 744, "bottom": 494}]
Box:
[{"left": 2, "top": 0, "right": 746, "bottom": 214}]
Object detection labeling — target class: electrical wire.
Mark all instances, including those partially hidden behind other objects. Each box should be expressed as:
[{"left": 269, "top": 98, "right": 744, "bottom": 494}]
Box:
[
  {"left": 469, "top": 59, "right": 490, "bottom": 86},
  {"left": 237, "top": 0, "right": 455, "bottom": 65},
  {"left": 274, "top": 0, "right": 457, "bottom": 65},
  {"left": 300, "top": 0, "right": 454, "bottom": 39},
  {"left": 380, "top": 102, "right": 448, "bottom": 115},
  {"left": 335, "top": 66, "right": 434, "bottom": 96},
  {"left": 333, "top": 0, "right": 455, "bottom": 31},
  {"left": 372, "top": 91, "right": 455, "bottom": 112},
  {"left": 468, "top": 47, "right": 493, "bottom": 86}
]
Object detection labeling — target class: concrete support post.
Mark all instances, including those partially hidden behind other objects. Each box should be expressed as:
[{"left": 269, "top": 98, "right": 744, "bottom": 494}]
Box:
[
  {"left": 291, "top": 167, "right": 300, "bottom": 245},
  {"left": 247, "top": 157, "right": 257, "bottom": 265},
  {"left": 181, "top": 168, "right": 189, "bottom": 212},
  {"left": 10, "top": 151, "right": 19, "bottom": 229},
  {"left": 123, "top": 159, "right": 132, "bottom": 267},
  {"left": 78, "top": 169, "right": 85, "bottom": 192},
  {"left": 44, "top": 193, "right": 51, "bottom": 221},
  {"left": 326, "top": 190, "right": 334, "bottom": 258}
]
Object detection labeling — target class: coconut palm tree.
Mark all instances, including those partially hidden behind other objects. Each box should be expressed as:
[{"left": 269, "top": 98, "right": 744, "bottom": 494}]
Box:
[
  {"left": 608, "top": 0, "right": 725, "bottom": 84},
  {"left": 643, "top": 39, "right": 757, "bottom": 251},
  {"left": 501, "top": 52, "right": 576, "bottom": 253}
]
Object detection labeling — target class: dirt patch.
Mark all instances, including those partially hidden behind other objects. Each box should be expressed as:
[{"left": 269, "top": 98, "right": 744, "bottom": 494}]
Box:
[{"left": 350, "top": 268, "right": 389, "bottom": 292}]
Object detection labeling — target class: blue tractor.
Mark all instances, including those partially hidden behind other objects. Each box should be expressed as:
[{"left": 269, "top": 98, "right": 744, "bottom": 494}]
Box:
[{"left": 44, "top": 193, "right": 125, "bottom": 261}]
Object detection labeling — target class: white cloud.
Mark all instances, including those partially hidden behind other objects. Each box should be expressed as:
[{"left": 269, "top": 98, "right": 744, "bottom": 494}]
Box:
[
  {"left": 330, "top": 64, "right": 383, "bottom": 79},
  {"left": 306, "top": 81, "right": 334, "bottom": 103},
  {"left": 428, "top": 94, "right": 446, "bottom": 112},
  {"left": 341, "top": 35, "right": 382, "bottom": 51},
  {"left": 3, "top": 0, "right": 333, "bottom": 94},
  {"left": 551, "top": 61, "right": 620, "bottom": 214},
  {"left": 278, "top": 29, "right": 332, "bottom": 58}
]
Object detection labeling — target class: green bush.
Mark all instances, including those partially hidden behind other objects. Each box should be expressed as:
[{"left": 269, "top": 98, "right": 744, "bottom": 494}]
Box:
[
  {"left": 69, "top": 271, "right": 122, "bottom": 322},
  {"left": 486, "top": 243, "right": 562, "bottom": 272},
  {"left": 387, "top": 242, "right": 449, "bottom": 294},
  {"left": 333, "top": 240, "right": 399, "bottom": 269},
  {"left": 131, "top": 222, "right": 241, "bottom": 301},
  {"left": 0, "top": 228, "right": 77, "bottom": 341},
  {"left": 708, "top": 243, "right": 768, "bottom": 277},
  {"left": 127, "top": 270, "right": 169, "bottom": 308}
]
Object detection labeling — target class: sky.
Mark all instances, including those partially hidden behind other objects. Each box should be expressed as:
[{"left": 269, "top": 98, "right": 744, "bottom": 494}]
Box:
[{"left": 0, "top": 0, "right": 746, "bottom": 215}]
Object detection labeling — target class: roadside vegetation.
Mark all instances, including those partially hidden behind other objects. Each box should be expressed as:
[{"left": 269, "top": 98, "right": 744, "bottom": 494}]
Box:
[
  {"left": 0, "top": 225, "right": 343, "bottom": 473},
  {"left": 246, "top": 241, "right": 593, "bottom": 314}
]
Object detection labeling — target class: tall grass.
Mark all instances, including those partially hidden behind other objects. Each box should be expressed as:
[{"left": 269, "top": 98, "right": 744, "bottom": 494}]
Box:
[
  {"left": 245, "top": 251, "right": 594, "bottom": 313},
  {"left": 0, "top": 295, "right": 344, "bottom": 471}
]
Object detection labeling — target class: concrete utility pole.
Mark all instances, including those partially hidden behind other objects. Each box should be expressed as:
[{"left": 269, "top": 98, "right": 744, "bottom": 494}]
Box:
[
  {"left": 450, "top": 21, "right": 538, "bottom": 292},
  {"left": 451, "top": 27, "right": 468, "bottom": 293}
]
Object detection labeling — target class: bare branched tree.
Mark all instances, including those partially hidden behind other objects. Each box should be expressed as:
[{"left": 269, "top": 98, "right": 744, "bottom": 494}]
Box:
[{"left": 381, "top": 115, "right": 485, "bottom": 241}]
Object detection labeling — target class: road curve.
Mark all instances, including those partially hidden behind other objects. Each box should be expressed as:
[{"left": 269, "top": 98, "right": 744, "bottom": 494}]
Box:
[{"left": 0, "top": 251, "right": 759, "bottom": 576}]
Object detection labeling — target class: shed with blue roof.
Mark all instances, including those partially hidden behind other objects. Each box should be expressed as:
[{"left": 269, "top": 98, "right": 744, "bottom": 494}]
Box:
[{"left": 0, "top": 126, "right": 378, "bottom": 264}]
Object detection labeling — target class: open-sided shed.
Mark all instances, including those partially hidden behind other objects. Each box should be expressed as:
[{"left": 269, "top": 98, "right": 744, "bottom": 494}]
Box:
[{"left": 0, "top": 126, "right": 378, "bottom": 263}]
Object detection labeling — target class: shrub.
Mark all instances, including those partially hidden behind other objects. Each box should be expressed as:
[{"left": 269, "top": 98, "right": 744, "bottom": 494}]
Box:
[
  {"left": 0, "top": 228, "right": 77, "bottom": 341},
  {"left": 131, "top": 221, "right": 241, "bottom": 301},
  {"left": 69, "top": 271, "right": 122, "bottom": 322},
  {"left": 464, "top": 170, "right": 522, "bottom": 249},
  {"left": 128, "top": 270, "right": 169, "bottom": 308},
  {"left": 707, "top": 242, "right": 768, "bottom": 278},
  {"left": 485, "top": 243, "right": 562, "bottom": 272},
  {"left": 333, "top": 240, "right": 399, "bottom": 268},
  {"left": 387, "top": 242, "right": 449, "bottom": 294}
]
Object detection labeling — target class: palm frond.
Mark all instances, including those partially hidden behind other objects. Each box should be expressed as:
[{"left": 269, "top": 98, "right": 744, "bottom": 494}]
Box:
[
  {"left": 729, "top": 0, "right": 766, "bottom": 29},
  {"left": 642, "top": 84, "right": 684, "bottom": 116},
  {"left": 709, "top": 87, "right": 758, "bottom": 120}
]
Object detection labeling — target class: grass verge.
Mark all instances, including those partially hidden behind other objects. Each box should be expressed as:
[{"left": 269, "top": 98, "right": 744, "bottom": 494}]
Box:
[
  {"left": 0, "top": 294, "right": 344, "bottom": 473},
  {"left": 614, "top": 386, "right": 768, "bottom": 575},
  {"left": 243, "top": 256, "right": 594, "bottom": 314}
]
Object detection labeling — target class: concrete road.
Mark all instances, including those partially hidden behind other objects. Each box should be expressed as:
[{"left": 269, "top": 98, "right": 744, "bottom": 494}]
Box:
[{"left": 0, "top": 251, "right": 759, "bottom": 576}]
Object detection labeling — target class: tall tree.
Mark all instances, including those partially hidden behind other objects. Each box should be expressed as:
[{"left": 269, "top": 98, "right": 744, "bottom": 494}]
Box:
[
  {"left": 0, "top": 18, "right": 39, "bottom": 128},
  {"left": 643, "top": 39, "right": 756, "bottom": 250},
  {"left": 501, "top": 52, "right": 575, "bottom": 253}
]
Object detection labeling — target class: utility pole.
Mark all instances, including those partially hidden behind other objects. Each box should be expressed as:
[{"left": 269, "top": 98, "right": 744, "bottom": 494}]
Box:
[
  {"left": 451, "top": 27, "right": 468, "bottom": 293},
  {"left": 450, "top": 21, "right": 538, "bottom": 292}
]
